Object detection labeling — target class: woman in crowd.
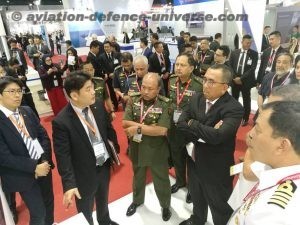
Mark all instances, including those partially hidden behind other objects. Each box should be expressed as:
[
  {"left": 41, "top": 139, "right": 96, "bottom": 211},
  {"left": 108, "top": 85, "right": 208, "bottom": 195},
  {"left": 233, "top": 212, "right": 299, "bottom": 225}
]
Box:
[
  {"left": 39, "top": 55, "right": 68, "bottom": 116},
  {"left": 292, "top": 55, "right": 300, "bottom": 85},
  {"left": 62, "top": 47, "right": 82, "bottom": 72}
]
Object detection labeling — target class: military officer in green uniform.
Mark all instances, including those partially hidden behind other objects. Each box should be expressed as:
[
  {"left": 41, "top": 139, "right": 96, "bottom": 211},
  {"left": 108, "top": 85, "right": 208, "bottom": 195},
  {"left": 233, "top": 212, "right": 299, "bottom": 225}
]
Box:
[
  {"left": 123, "top": 73, "right": 172, "bottom": 221},
  {"left": 128, "top": 55, "right": 165, "bottom": 96},
  {"left": 168, "top": 53, "right": 203, "bottom": 195},
  {"left": 113, "top": 52, "right": 135, "bottom": 110},
  {"left": 81, "top": 61, "right": 116, "bottom": 120}
]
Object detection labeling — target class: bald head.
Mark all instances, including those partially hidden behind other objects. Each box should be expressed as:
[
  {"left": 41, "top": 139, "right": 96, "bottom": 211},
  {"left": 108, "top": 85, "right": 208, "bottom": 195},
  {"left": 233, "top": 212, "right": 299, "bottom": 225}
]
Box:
[{"left": 141, "top": 73, "right": 161, "bottom": 101}]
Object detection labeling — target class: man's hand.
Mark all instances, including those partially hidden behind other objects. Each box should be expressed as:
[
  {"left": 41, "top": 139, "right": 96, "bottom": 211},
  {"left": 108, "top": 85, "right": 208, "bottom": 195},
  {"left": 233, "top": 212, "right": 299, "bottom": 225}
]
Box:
[
  {"left": 63, "top": 188, "right": 81, "bottom": 209},
  {"left": 35, "top": 161, "right": 50, "bottom": 177},
  {"left": 125, "top": 126, "right": 138, "bottom": 137},
  {"left": 47, "top": 68, "right": 54, "bottom": 74},
  {"left": 233, "top": 77, "right": 242, "bottom": 85},
  {"left": 214, "top": 120, "right": 223, "bottom": 129}
]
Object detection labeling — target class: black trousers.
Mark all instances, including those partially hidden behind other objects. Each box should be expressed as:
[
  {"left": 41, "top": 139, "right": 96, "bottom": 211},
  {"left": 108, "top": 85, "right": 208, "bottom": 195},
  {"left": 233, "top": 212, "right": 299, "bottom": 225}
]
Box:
[
  {"left": 232, "top": 84, "right": 251, "bottom": 121},
  {"left": 75, "top": 160, "right": 111, "bottom": 225},
  {"left": 187, "top": 157, "right": 233, "bottom": 225},
  {"left": 5, "top": 171, "right": 54, "bottom": 225}
]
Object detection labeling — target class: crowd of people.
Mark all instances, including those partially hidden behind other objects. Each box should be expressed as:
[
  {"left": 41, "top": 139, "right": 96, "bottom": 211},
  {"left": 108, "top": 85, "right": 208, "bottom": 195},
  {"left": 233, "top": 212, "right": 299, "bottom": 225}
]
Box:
[{"left": 0, "top": 26, "right": 300, "bottom": 225}]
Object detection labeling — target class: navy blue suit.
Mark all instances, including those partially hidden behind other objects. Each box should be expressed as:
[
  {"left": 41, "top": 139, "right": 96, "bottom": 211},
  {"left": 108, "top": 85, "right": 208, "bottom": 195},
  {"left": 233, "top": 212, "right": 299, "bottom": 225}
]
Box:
[{"left": 0, "top": 106, "right": 54, "bottom": 225}]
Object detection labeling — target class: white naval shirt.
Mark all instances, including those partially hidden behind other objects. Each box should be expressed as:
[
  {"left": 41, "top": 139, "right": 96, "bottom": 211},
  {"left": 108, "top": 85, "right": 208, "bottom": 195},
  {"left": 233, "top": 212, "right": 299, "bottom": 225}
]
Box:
[{"left": 227, "top": 165, "right": 300, "bottom": 225}]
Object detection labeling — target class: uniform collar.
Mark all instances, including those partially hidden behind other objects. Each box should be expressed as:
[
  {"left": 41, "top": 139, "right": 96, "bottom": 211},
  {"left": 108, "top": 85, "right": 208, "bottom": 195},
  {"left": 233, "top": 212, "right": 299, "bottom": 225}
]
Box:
[{"left": 258, "top": 165, "right": 300, "bottom": 190}]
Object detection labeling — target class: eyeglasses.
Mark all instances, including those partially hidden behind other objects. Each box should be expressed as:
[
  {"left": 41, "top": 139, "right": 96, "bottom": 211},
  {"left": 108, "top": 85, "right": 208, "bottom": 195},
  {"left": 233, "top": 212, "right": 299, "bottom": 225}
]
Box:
[
  {"left": 3, "top": 89, "right": 23, "bottom": 95},
  {"left": 203, "top": 77, "right": 227, "bottom": 87}
]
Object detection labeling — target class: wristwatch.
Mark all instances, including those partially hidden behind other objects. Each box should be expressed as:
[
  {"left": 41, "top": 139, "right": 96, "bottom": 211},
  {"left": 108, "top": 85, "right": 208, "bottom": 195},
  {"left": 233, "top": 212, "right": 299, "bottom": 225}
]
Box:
[{"left": 137, "top": 126, "right": 142, "bottom": 134}]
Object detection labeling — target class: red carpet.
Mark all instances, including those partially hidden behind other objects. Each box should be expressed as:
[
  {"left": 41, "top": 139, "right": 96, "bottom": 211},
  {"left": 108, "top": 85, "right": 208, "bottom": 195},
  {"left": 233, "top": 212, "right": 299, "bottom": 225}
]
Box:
[{"left": 14, "top": 111, "right": 252, "bottom": 224}]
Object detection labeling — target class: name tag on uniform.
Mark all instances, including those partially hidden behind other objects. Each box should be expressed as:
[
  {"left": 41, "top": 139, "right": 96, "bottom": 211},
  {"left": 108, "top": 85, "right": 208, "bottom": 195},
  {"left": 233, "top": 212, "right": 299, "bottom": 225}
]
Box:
[
  {"left": 173, "top": 109, "right": 182, "bottom": 123},
  {"left": 53, "top": 76, "right": 58, "bottom": 87},
  {"left": 93, "top": 141, "right": 105, "bottom": 157},
  {"left": 247, "top": 59, "right": 252, "bottom": 65},
  {"left": 133, "top": 133, "right": 142, "bottom": 143},
  {"left": 114, "top": 59, "right": 119, "bottom": 65},
  {"left": 32, "top": 139, "right": 44, "bottom": 158}
]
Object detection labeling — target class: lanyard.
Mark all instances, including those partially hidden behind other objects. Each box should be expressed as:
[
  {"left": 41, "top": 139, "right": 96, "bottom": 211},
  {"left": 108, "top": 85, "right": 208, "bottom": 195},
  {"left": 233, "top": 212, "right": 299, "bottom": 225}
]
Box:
[
  {"left": 243, "top": 172, "right": 300, "bottom": 202},
  {"left": 270, "top": 72, "right": 292, "bottom": 91},
  {"left": 200, "top": 52, "right": 207, "bottom": 63},
  {"left": 136, "top": 75, "right": 141, "bottom": 92},
  {"left": 176, "top": 78, "right": 192, "bottom": 107},
  {"left": 9, "top": 113, "right": 30, "bottom": 138},
  {"left": 140, "top": 98, "right": 156, "bottom": 123},
  {"left": 75, "top": 109, "right": 96, "bottom": 136}
]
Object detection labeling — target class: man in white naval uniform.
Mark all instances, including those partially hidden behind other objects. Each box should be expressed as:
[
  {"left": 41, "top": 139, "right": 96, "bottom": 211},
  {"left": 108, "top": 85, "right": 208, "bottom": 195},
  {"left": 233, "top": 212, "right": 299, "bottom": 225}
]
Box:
[{"left": 228, "top": 100, "right": 300, "bottom": 225}]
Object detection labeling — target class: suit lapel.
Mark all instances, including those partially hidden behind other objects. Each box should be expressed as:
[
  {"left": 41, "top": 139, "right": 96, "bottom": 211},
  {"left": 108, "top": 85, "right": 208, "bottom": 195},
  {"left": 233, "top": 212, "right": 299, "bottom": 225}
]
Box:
[
  {"left": 18, "top": 107, "right": 35, "bottom": 139},
  {"left": 66, "top": 104, "right": 94, "bottom": 151},
  {"left": 0, "top": 111, "right": 24, "bottom": 143},
  {"left": 90, "top": 104, "right": 106, "bottom": 140}
]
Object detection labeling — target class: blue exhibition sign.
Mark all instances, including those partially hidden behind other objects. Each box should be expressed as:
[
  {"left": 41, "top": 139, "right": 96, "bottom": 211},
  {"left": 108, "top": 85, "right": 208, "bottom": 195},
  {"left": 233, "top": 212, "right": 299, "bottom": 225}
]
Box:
[{"left": 173, "top": 0, "right": 215, "bottom": 6}]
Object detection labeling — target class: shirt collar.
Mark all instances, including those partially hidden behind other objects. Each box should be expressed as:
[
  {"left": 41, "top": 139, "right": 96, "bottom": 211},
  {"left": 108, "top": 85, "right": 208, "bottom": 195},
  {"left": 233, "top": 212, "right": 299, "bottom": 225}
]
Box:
[
  {"left": 0, "top": 104, "right": 18, "bottom": 118},
  {"left": 272, "top": 46, "right": 280, "bottom": 52},
  {"left": 258, "top": 165, "right": 300, "bottom": 190},
  {"left": 70, "top": 102, "right": 88, "bottom": 115},
  {"left": 206, "top": 98, "right": 219, "bottom": 105}
]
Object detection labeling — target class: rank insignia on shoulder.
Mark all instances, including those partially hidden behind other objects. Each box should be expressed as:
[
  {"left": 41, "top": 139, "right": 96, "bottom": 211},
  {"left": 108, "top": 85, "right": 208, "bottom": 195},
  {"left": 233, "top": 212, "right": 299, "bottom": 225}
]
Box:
[
  {"left": 267, "top": 180, "right": 297, "bottom": 209},
  {"left": 193, "top": 75, "right": 203, "bottom": 83},
  {"left": 129, "top": 92, "right": 141, "bottom": 97},
  {"left": 158, "top": 95, "right": 170, "bottom": 102},
  {"left": 128, "top": 73, "right": 136, "bottom": 77},
  {"left": 170, "top": 74, "right": 177, "bottom": 78}
]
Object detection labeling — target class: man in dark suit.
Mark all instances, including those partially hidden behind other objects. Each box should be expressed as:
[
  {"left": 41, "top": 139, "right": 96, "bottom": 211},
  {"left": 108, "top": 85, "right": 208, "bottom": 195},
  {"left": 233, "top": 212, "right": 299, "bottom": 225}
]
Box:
[
  {"left": 28, "top": 35, "right": 50, "bottom": 71},
  {"left": 261, "top": 25, "right": 271, "bottom": 52},
  {"left": 140, "top": 38, "right": 152, "bottom": 59},
  {"left": 149, "top": 33, "right": 170, "bottom": 55},
  {"left": 177, "top": 64, "right": 244, "bottom": 225},
  {"left": 52, "top": 72, "right": 119, "bottom": 225},
  {"left": 229, "top": 34, "right": 258, "bottom": 126},
  {"left": 149, "top": 41, "right": 171, "bottom": 96},
  {"left": 256, "top": 31, "right": 287, "bottom": 85},
  {"left": 0, "top": 76, "right": 54, "bottom": 225},
  {"left": 99, "top": 41, "right": 120, "bottom": 111},
  {"left": 209, "top": 33, "right": 222, "bottom": 52},
  {"left": 87, "top": 40, "right": 102, "bottom": 77},
  {"left": 8, "top": 39, "right": 28, "bottom": 75}
]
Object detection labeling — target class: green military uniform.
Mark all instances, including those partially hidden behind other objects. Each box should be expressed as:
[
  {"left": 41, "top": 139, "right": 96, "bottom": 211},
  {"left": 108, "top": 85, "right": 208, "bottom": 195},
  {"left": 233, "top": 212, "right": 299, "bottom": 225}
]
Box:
[
  {"left": 92, "top": 77, "right": 109, "bottom": 101},
  {"left": 168, "top": 74, "right": 203, "bottom": 187},
  {"left": 123, "top": 93, "right": 171, "bottom": 208}
]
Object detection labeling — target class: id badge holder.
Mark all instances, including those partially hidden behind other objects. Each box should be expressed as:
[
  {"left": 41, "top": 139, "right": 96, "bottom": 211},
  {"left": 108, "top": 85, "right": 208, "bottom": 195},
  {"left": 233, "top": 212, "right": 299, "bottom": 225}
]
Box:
[
  {"left": 133, "top": 134, "right": 142, "bottom": 143},
  {"left": 53, "top": 76, "right": 58, "bottom": 87},
  {"left": 114, "top": 59, "right": 119, "bottom": 65},
  {"left": 93, "top": 141, "right": 105, "bottom": 158},
  {"left": 173, "top": 109, "right": 182, "bottom": 123},
  {"left": 247, "top": 59, "right": 252, "bottom": 65}
]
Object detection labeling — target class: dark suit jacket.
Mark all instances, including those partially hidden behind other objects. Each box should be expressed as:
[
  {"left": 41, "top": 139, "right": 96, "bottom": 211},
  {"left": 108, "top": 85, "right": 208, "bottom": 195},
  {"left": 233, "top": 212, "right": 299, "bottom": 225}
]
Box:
[
  {"left": 9, "top": 48, "right": 28, "bottom": 73},
  {"left": 229, "top": 48, "right": 258, "bottom": 89},
  {"left": 148, "top": 52, "right": 171, "bottom": 75},
  {"left": 257, "top": 46, "right": 287, "bottom": 84},
  {"left": 87, "top": 52, "right": 103, "bottom": 78},
  {"left": 150, "top": 43, "right": 170, "bottom": 56},
  {"left": 99, "top": 52, "right": 121, "bottom": 75},
  {"left": 261, "top": 34, "right": 269, "bottom": 52},
  {"left": 142, "top": 47, "right": 152, "bottom": 59},
  {"left": 52, "top": 101, "right": 119, "bottom": 197},
  {"left": 209, "top": 40, "right": 220, "bottom": 52},
  {"left": 0, "top": 106, "right": 53, "bottom": 192},
  {"left": 28, "top": 44, "right": 51, "bottom": 70},
  {"left": 177, "top": 92, "right": 244, "bottom": 184}
]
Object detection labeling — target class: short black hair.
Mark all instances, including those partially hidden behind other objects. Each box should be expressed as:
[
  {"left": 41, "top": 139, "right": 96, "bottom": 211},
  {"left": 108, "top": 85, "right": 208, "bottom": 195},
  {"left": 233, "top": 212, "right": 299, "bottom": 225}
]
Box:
[
  {"left": 8, "top": 39, "right": 17, "bottom": 45},
  {"left": 242, "top": 34, "right": 252, "bottom": 40},
  {"left": 176, "top": 53, "right": 195, "bottom": 67},
  {"left": 215, "top": 33, "right": 222, "bottom": 39},
  {"left": 33, "top": 35, "right": 42, "bottom": 40},
  {"left": 154, "top": 41, "right": 163, "bottom": 49},
  {"left": 269, "top": 31, "right": 281, "bottom": 38},
  {"left": 209, "top": 64, "right": 232, "bottom": 84},
  {"left": 0, "top": 76, "right": 23, "bottom": 95},
  {"left": 90, "top": 40, "right": 100, "bottom": 49},
  {"left": 264, "top": 25, "right": 271, "bottom": 29},
  {"left": 151, "top": 33, "right": 159, "bottom": 40},
  {"left": 183, "top": 43, "right": 192, "bottom": 49},
  {"left": 65, "top": 40, "right": 72, "bottom": 45},
  {"left": 262, "top": 101, "right": 300, "bottom": 154},
  {"left": 189, "top": 36, "right": 197, "bottom": 42},
  {"left": 103, "top": 40, "right": 112, "bottom": 46},
  {"left": 217, "top": 45, "right": 230, "bottom": 58},
  {"left": 140, "top": 38, "right": 148, "bottom": 46},
  {"left": 295, "top": 55, "right": 300, "bottom": 66},
  {"left": 120, "top": 52, "right": 133, "bottom": 62},
  {"left": 184, "top": 32, "right": 191, "bottom": 36},
  {"left": 64, "top": 71, "right": 92, "bottom": 98}
]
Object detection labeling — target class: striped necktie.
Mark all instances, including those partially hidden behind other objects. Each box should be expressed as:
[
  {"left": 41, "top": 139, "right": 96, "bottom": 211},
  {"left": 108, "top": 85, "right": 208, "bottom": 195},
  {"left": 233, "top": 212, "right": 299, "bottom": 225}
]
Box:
[{"left": 13, "top": 113, "right": 39, "bottom": 160}]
